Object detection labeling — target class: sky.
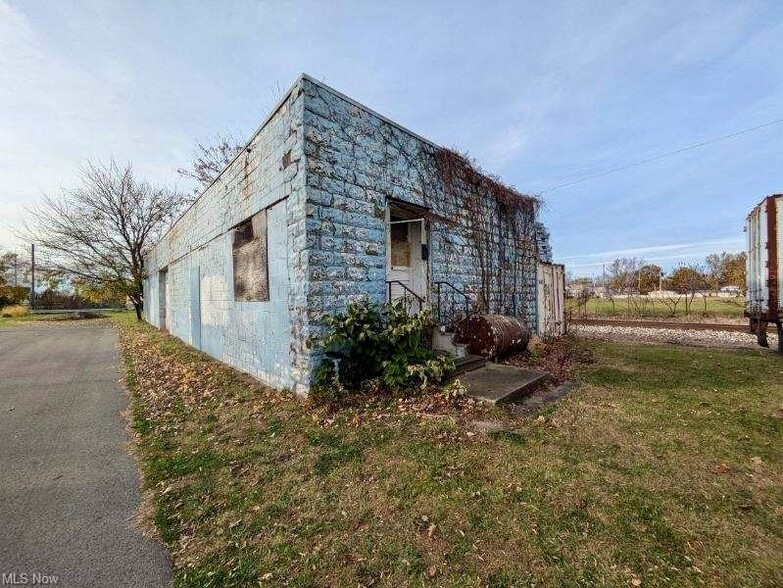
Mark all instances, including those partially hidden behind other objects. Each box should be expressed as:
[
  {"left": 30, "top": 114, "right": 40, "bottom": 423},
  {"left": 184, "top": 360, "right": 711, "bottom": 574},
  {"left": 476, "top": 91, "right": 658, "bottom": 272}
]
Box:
[{"left": 1, "top": 0, "right": 781, "bottom": 276}]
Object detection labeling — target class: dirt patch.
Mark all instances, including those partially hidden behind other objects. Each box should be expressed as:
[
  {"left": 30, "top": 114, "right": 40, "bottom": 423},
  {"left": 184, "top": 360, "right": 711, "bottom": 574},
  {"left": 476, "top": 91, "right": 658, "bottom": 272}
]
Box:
[{"left": 503, "top": 334, "right": 594, "bottom": 384}]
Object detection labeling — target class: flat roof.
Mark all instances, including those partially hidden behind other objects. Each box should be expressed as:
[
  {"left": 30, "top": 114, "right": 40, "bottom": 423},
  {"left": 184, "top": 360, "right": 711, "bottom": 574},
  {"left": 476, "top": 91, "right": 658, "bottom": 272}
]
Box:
[{"left": 160, "top": 73, "right": 447, "bottom": 242}]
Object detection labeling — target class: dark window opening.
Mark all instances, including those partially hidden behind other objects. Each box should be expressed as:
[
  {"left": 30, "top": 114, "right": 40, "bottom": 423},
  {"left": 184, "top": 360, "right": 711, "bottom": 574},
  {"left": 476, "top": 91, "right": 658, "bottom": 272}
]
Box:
[
  {"left": 390, "top": 223, "right": 412, "bottom": 268},
  {"left": 232, "top": 210, "right": 269, "bottom": 301}
]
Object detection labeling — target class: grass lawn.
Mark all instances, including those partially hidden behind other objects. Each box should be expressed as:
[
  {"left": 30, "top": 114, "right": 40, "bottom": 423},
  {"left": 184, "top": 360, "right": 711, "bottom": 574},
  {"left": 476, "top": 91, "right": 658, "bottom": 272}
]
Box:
[
  {"left": 0, "top": 307, "right": 124, "bottom": 327},
  {"left": 116, "top": 313, "right": 782, "bottom": 587},
  {"left": 0, "top": 309, "right": 71, "bottom": 326},
  {"left": 569, "top": 296, "right": 746, "bottom": 320}
]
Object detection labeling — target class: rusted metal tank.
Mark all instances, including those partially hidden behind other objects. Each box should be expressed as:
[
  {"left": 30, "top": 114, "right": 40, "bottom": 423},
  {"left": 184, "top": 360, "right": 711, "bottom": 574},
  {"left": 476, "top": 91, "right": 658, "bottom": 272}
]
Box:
[{"left": 453, "top": 314, "right": 530, "bottom": 358}]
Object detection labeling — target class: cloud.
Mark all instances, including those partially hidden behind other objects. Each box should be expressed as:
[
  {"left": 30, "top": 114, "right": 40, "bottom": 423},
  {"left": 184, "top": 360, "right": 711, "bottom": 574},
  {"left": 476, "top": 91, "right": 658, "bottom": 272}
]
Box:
[
  {"left": 0, "top": 2, "right": 190, "bottom": 248},
  {"left": 0, "top": 3, "right": 114, "bottom": 245}
]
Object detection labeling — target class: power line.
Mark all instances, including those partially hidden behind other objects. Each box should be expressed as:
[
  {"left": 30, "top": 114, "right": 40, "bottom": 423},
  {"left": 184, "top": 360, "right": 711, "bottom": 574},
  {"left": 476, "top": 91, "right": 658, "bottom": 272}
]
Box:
[{"left": 542, "top": 117, "right": 783, "bottom": 193}]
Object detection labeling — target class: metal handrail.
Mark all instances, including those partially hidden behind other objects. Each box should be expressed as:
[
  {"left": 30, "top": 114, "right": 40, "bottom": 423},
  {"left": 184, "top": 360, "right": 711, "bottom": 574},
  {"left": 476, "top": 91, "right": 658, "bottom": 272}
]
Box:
[
  {"left": 386, "top": 280, "right": 425, "bottom": 313},
  {"left": 433, "top": 281, "right": 474, "bottom": 324}
]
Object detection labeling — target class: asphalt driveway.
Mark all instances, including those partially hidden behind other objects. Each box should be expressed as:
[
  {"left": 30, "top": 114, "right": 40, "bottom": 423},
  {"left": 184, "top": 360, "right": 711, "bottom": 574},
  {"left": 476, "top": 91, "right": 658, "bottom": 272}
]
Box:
[{"left": 0, "top": 321, "right": 171, "bottom": 587}]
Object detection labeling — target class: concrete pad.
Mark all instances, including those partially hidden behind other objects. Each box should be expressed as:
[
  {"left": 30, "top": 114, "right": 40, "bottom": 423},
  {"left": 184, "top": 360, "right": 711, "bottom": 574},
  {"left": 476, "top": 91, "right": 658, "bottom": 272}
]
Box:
[{"left": 460, "top": 363, "right": 549, "bottom": 404}]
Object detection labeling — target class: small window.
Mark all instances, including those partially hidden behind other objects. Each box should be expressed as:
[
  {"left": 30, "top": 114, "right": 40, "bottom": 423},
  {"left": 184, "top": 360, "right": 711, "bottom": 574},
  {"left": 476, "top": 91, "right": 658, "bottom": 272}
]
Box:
[
  {"left": 390, "top": 223, "right": 411, "bottom": 267},
  {"left": 232, "top": 210, "right": 269, "bottom": 301}
]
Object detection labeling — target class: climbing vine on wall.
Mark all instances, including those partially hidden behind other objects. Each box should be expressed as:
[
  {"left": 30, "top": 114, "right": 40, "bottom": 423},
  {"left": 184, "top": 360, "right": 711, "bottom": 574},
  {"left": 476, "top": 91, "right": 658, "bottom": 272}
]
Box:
[
  {"left": 431, "top": 148, "right": 539, "bottom": 315},
  {"left": 305, "top": 81, "right": 543, "bottom": 325}
]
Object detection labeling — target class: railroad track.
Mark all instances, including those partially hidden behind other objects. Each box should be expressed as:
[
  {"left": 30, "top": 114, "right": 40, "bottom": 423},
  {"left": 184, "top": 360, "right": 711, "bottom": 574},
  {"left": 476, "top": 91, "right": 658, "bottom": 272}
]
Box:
[{"left": 569, "top": 318, "right": 769, "bottom": 333}]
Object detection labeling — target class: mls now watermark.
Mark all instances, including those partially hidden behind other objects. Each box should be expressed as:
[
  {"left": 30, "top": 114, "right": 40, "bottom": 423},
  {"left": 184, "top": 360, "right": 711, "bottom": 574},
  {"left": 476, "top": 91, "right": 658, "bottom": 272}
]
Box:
[{"left": 1, "top": 573, "right": 59, "bottom": 585}]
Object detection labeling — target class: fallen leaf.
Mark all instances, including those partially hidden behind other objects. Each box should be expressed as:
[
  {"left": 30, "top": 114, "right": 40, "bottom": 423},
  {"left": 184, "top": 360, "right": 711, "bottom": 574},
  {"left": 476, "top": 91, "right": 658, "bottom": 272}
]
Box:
[{"left": 714, "top": 463, "right": 731, "bottom": 474}]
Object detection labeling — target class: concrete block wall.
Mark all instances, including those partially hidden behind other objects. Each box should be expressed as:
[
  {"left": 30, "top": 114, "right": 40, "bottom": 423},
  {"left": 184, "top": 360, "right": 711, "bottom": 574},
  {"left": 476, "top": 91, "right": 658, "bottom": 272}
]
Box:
[
  {"left": 144, "top": 80, "right": 308, "bottom": 392},
  {"left": 300, "top": 77, "right": 542, "bottom": 348},
  {"left": 144, "top": 74, "right": 552, "bottom": 394},
  {"left": 535, "top": 222, "right": 553, "bottom": 264}
]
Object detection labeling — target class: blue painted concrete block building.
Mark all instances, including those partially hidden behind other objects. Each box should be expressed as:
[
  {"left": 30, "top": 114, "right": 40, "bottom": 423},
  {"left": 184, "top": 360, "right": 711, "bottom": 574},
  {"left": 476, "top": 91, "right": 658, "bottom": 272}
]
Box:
[{"left": 143, "top": 75, "right": 557, "bottom": 394}]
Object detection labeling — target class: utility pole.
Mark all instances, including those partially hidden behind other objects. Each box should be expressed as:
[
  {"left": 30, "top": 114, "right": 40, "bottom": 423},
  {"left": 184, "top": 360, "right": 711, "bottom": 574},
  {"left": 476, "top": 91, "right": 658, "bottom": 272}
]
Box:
[
  {"left": 30, "top": 243, "right": 35, "bottom": 310},
  {"left": 13, "top": 251, "right": 18, "bottom": 287}
]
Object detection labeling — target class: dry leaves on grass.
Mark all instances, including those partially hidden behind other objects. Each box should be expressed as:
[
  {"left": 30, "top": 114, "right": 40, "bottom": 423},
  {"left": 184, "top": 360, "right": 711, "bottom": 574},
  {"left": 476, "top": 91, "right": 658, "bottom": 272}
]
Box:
[
  {"left": 505, "top": 334, "right": 594, "bottom": 383},
  {"left": 311, "top": 389, "right": 497, "bottom": 430},
  {"left": 121, "top": 324, "right": 499, "bottom": 442}
]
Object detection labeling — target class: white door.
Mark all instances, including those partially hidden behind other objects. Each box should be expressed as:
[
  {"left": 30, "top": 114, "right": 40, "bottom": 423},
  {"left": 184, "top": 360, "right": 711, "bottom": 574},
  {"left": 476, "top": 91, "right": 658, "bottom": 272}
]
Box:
[{"left": 387, "top": 217, "right": 428, "bottom": 311}]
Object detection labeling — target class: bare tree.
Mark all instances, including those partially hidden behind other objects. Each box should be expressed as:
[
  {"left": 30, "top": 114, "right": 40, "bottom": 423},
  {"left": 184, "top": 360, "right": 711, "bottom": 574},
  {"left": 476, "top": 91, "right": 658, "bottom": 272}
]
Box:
[
  {"left": 607, "top": 258, "right": 643, "bottom": 294},
  {"left": 177, "top": 132, "right": 243, "bottom": 193},
  {"left": 667, "top": 263, "right": 708, "bottom": 316},
  {"left": 21, "top": 160, "right": 185, "bottom": 320},
  {"left": 659, "top": 291, "right": 683, "bottom": 317},
  {"left": 568, "top": 289, "right": 593, "bottom": 320},
  {"left": 607, "top": 257, "right": 643, "bottom": 316}
]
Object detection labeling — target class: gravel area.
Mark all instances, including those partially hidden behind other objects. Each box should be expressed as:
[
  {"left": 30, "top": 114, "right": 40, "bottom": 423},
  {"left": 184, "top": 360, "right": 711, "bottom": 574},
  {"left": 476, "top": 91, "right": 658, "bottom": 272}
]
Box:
[{"left": 573, "top": 324, "right": 779, "bottom": 350}]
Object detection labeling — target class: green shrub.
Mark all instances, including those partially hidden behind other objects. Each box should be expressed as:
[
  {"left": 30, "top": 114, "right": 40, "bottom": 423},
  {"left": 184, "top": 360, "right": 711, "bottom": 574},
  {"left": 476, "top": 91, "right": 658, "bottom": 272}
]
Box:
[
  {"left": 312, "top": 300, "right": 455, "bottom": 394},
  {"left": 443, "top": 378, "right": 469, "bottom": 399}
]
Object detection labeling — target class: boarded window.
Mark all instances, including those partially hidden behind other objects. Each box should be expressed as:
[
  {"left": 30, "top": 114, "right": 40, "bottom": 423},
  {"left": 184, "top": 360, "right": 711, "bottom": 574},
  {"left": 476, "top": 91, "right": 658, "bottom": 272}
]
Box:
[
  {"left": 232, "top": 210, "right": 269, "bottom": 301},
  {"left": 390, "top": 223, "right": 411, "bottom": 267}
]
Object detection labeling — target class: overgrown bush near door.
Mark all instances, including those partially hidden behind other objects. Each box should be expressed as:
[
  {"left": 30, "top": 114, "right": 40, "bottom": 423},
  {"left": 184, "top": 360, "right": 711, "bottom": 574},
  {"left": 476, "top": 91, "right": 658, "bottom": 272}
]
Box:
[{"left": 311, "top": 300, "right": 454, "bottom": 400}]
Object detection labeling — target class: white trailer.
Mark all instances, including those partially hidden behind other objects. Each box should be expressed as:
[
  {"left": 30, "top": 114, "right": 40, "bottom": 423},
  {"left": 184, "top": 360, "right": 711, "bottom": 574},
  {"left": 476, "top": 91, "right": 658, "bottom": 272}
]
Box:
[{"left": 745, "top": 194, "right": 783, "bottom": 351}]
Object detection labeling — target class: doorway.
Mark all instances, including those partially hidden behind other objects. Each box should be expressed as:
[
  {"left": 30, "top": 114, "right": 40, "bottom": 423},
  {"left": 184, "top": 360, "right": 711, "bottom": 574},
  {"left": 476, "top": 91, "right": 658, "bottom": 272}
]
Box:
[
  {"left": 386, "top": 202, "right": 429, "bottom": 310},
  {"left": 158, "top": 268, "right": 168, "bottom": 330},
  {"left": 190, "top": 266, "right": 201, "bottom": 349}
]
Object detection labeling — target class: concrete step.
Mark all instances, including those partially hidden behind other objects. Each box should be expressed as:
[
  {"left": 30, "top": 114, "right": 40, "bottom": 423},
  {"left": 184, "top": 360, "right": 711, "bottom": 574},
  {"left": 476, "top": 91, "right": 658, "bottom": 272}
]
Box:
[
  {"left": 457, "top": 363, "right": 549, "bottom": 405},
  {"left": 432, "top": 326, "right": 468, "bottom": 358},
  {"left": 453, "top": 354, "right": 486, "bottom": 375}
]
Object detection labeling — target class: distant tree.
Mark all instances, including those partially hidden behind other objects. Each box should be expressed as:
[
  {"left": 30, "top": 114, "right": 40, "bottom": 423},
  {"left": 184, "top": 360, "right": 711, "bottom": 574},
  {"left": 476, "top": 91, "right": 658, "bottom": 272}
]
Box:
[
  {"left": 0, "top": 250, "right": 12, "bottom": 290},
  {"left": 607, "top": 258, "right": 643, "bottom": 295},
  {"left": 570, "top": 289, "right": 593, "bottom": 319},
  {"left": 724, "top": 252, "right": 747, "bottom": 291},
  {"left": 176, "top": 132, "right": 243, "bottom": 193},
  {"left": 21, "top": 160, "right": 185, "bottom": 320},
  {"left": 638, "top": 264, "right": 663, "bottom": 295},
  {"left": 0, "top": 249, "right": 30, "bottom": 306},
  {"left": 705, "top": 251, "right": 747, "bottom": 292},
  {"left": 666, "top": 264, "right": 708, "bottom": 315},
  {"left": 605, "top": 258, "right": 642, "bottom": 316},
  {"left": 38, "top": 266, "right": 66, "bottom": 293},
  {"left": 72, "top": 276, "right": 126, "bottom": 306}
]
